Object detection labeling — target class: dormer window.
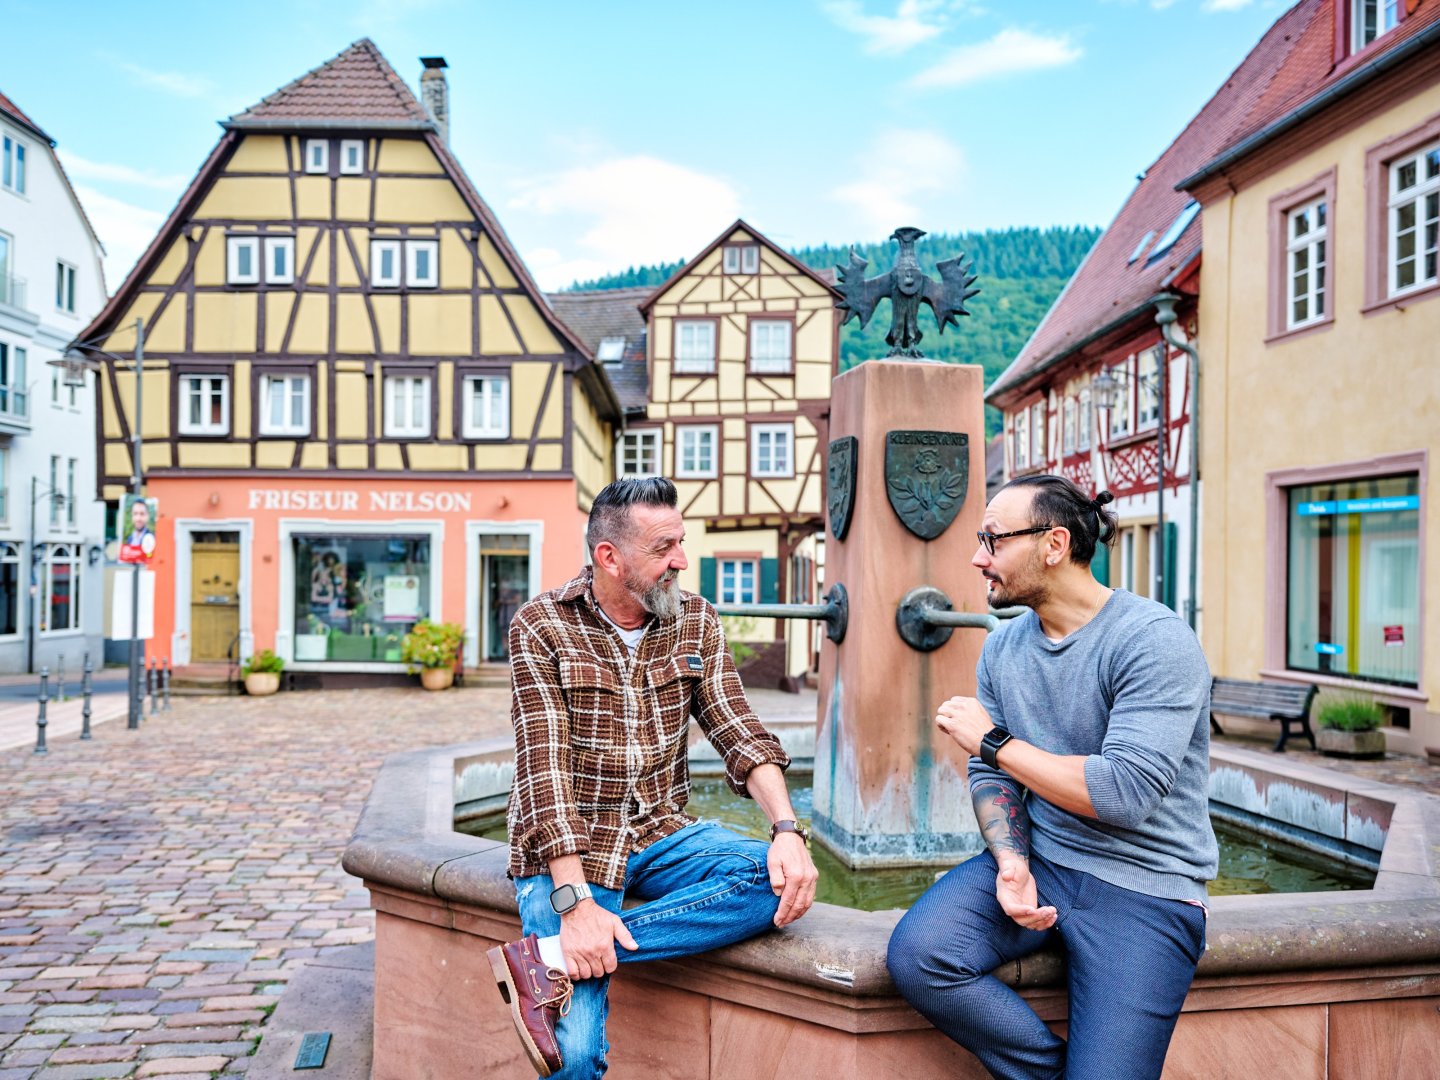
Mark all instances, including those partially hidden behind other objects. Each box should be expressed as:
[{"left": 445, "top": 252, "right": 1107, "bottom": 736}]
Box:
[
  {"left": 1352, "top": 0, "right": 1399, "bottom": 52},
  {"left": 722, "top": 244, "right": 760, "bottom": 275},
  {"left": 597, "top": 337, "right": 626, "bottom": 364}
]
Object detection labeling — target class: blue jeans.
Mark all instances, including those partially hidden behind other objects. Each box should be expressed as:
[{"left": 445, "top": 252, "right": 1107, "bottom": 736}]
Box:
[
  {"left": 514, "top": 820, "right": 780, "bottom": 1080},
  {"left": 887, "top": 850, "right": 1206, "bottom": 1080}
]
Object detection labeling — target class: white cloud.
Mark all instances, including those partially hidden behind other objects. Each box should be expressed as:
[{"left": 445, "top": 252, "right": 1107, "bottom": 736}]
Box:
[
  {"left": 73, "top": 185, "right": 167, "bottom": 287},
  {"left": 58, "top": 151, "right": 188, "bottom": 191},
  {"left": 1151, "top": 0, "right": 1178, "bottom": 9},
  {"left": 508, "top": 156, "right": 741, "bottom": 290},
  {"left": 829, "top": 129, "right": 966, "bottom": 238},
  {"left": 910, "top": 28, "right": 1082, "bottom": 89},
  {"left": 1202, "top": 0, "right": 1253, "bottom": 10},
  {"left": 823, "top": 0, "right": 949, "bottom": 56},
  {"left": 116, "top": 61, "right": 213, "bottom": 99}
]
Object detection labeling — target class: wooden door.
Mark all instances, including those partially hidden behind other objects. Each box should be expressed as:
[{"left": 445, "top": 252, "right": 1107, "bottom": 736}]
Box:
[{"left": 191, "top": 540, "right": 240, "bottom": 662}]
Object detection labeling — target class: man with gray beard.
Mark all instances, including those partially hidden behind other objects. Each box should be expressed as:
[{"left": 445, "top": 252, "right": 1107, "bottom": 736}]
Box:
[{"left": 488, "top": 477, "right": 817, "bottom": 1078}]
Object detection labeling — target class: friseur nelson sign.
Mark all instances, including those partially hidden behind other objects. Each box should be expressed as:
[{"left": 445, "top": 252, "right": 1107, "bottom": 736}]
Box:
[{"left": 246, "top": 488, "right": 476, "bottom": 513}]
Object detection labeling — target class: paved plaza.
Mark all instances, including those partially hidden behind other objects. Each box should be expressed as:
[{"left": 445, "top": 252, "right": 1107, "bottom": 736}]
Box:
[{"left": 0, "top": 684, "right": 1435, "bottom": 1078}]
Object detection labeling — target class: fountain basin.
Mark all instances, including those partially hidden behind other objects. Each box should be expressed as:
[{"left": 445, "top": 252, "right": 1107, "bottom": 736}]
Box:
[{"left": 343, "top": 739, "right": 1440, "bottom": 1078}]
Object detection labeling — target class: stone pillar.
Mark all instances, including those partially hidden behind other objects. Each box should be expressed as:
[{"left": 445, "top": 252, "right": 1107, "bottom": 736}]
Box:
[{"left": 813, "top": 360, "right": 990, "bottom": 867}]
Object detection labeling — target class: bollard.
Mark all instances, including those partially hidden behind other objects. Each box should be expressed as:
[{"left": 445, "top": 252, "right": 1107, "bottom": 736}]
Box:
[
  {"left": 81, "top": 652, "right": 93, "bottom": 741},
  {"left": 57, "top": 655, "right": 66, "bottom": 703},
  {"left": 162, "top": 658, "right": 172, "bottom": 712},
  {"left": 35, "top": 668, "right": 49, "bottom": 755},
  {"left": 147, "top": 658, "right": 158, "bottom": 717}
]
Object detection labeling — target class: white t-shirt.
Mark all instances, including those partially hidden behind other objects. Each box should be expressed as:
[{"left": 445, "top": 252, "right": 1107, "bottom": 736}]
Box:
[{"left": 596, "top": 604, "right": 646, "bottom": 655}]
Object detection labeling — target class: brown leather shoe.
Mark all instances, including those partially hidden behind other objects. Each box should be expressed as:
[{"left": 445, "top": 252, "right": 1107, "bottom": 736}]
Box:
[{"left": 487, "top": 933, "right": 572, "bottom": 1077}]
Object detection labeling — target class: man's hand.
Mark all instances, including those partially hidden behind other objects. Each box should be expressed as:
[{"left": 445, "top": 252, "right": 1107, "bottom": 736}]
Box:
[
  {"left": 935, "top": 695, "right": 995, "bottom": 758},
  {"left": 995, "top": 854, "right": 1057, "bottom": 931},
  {"left": 558, "top": 900, "right": 638, "bottom": 981},
  {"left": 768, "top": 833, "right": 819, "bottom": 927}
]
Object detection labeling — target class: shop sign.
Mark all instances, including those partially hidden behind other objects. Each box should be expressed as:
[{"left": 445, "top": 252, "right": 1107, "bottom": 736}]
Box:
[
  {"left": 1296, "top": 496, "right": 1420, "bottom": 516},
  {"left": 1384, "top": 625, "right": 1405, "bottom": 648},
  {"left": 1314, "top": 642, "right": 1344, "bottom": 656},
  {"left": 247, "top": 488, "right": 475, "bottom": 513}
]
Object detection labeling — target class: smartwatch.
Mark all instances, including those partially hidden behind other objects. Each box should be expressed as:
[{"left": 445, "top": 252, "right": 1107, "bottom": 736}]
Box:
[
  {"left": 549, "top": 882, "right": 594, "bottom": 915},
  {"left": 979, "top": 726, "right": 1014, "bottom": 769},
  {"left": 770, "top": 819, "right": 810, "bottom": 846}
]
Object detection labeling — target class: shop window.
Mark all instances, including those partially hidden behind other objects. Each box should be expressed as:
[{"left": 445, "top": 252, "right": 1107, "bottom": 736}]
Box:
[
  {"left": 294, "top": 534, "right": 431, "bottom": 663},
  {"left": 751, "top": 423, "right": 793, "bottom": 478},
  {"left": 676, "top": 425, "right": 717, "bottom": 479},
  {"left": 674, "top": 320, "right": 716, "bottom": 375},
  {"left": 462, "top": 375, "right": 509, "bottom": 439},
  {"left": 259, "top": 373, "right": 310, "bottom": 436},
  {"left": 749, "top": 320, "right": 792, "bottom": 375},
  {"left": 40, "top": 543, "right": 81, "bottom": 634},
  {"left": 618, "top": 430, "right": 660, "bottom": 477},
  {"left": 384, "top": 375, "right": 431, "bottom": 438},
  {"left": 0, "top": 541, "right": 17, "bottom": 635},
  {"left": 180, "top": 374, "right": 230, "bottom": 436},
  {"left": 1287, "top": 474, "right": 1419, "bottom": 687}
]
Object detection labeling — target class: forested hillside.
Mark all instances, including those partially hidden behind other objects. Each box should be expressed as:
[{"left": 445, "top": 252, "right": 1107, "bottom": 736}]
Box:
[{"left": 566, "top": 225, "right": 1101, "bottom": 438}]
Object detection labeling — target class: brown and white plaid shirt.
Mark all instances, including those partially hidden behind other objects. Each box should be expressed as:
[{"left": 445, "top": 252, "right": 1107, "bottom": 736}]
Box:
[{"left": 506, "top": 567, "right": 790, "bottom": 889}]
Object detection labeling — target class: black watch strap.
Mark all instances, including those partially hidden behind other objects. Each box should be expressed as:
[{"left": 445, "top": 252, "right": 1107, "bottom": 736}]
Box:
[{"left": 979, "top": 727, "right": 1014, "bottom": 769}]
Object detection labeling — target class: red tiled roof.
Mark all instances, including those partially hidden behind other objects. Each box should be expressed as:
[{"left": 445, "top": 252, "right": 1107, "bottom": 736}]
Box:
[
  {"left": 226, "top": 38, "right": 433, "bottom": 130},
  {"left": 989, "top": 1, "right": 1322, "bottom": 400},
  {"left": 0, "top": 89, "right": 52, "bottom": 144}
]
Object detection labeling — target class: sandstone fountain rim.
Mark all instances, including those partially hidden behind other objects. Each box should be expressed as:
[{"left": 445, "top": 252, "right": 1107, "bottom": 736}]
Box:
[{"left": 342, "top": 738, "right": 1440, "bottom": 996}]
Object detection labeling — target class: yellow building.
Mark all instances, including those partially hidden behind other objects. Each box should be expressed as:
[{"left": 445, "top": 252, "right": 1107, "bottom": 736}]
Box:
[
  {"left": 1179, "top": 3, "right": 1440, "bottom": 753},
  {"left": 76, "top": 41, "right": 618, "bottom": 675},
  {"left": 550, "top": 222, "right": 840, "bottom": 687}
]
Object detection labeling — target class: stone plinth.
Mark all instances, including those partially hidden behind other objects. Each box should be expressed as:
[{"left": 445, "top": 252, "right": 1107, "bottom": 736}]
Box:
[{"left": 814, "top": 360, "right": 990, "bottom": 867}]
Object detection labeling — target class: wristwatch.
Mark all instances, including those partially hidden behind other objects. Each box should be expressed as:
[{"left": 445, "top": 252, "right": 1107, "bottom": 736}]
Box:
[
  {"left": 979, "top": 726, "right": 1015, "bottom": 769},
  {"left": 549, "top": 882, "right": 594, "bottom": 915},
  {"left": 770, "top": 819, "right": 810, "bottom": 846}
]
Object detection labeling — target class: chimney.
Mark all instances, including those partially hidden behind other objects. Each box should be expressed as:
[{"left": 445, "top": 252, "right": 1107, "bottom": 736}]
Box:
[{"left": 420, "top": 56, "right": 449, "bottom": 145}]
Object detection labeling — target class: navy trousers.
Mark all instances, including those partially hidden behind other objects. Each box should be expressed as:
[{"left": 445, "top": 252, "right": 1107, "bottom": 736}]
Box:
[{"left": 887, "top": 850, "right": 1206, "bottom": 1080}]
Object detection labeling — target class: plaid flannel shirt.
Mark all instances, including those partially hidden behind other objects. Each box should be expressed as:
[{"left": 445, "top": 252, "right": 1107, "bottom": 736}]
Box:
[{"left": 506, "top": 567, "right": 790, "bottom": 889}]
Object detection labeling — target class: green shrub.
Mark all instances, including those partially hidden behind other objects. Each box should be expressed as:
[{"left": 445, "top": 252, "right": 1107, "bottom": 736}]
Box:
[
  {"left": 241, "top": 649, "right": 284, "bottom": 677},
  {"left": 1316, "top": 695, "right": 1384, "bottom": 732},
  {"left": 401, "top": 619, "right": 465, "bottom": 671},
  {"left": 720, "top": 615, "right": 759, "bottom": 668}
]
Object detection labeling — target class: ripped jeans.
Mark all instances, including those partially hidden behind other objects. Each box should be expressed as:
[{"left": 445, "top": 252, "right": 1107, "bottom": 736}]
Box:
[{"left": 514, "top": 820, "right": 780, "bottom": 1080}]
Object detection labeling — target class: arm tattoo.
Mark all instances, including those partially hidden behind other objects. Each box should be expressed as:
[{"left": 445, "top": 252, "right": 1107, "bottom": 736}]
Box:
[{"left": 972, "top": 780, "right": 1032, "bottom": 860}]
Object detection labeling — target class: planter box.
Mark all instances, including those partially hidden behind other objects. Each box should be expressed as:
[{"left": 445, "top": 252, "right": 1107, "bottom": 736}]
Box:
[
  {"left": 244, "top": 672, "right": 281, "bottom": 697},
  {"left": 295, "top": 634, "right": 329, "bottom": 661},
  {"left": 329, "top": 633, "right": 377, "bottom": 662},
  {"left": 1318, "top": 727, "right": 1386, "bottom": 759}
]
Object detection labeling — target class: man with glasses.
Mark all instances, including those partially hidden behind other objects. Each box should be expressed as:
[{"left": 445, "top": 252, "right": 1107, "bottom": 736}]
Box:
[{"left": 888, "top": 474, "right": 1215, "bottom": 1080}]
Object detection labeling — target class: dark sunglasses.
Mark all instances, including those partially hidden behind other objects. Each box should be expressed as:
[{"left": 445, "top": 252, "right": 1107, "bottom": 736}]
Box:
[{"left": 976, "top": 524, "right": 1054, "bottom": 556}]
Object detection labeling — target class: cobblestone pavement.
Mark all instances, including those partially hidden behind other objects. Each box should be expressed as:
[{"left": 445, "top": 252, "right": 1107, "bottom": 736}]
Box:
[{"left": 0, "top": 685, "right": 1436, "bottom": 1079}]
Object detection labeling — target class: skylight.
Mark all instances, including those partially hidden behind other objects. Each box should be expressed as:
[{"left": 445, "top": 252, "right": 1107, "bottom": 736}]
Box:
[
  {"left": 1149, "top": 202, "right": 1200, "bottom": 261},
  {"left": 1128, "top": 231, "right": 1156, "bottom": 265},
  {"left": 597, "top": 337, "right": 626, "bottom": 362}
]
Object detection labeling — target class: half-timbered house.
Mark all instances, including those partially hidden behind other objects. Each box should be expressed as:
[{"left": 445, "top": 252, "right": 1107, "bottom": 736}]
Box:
[{"left": 76, "top": 41, "right": 619, "bottom": 675}]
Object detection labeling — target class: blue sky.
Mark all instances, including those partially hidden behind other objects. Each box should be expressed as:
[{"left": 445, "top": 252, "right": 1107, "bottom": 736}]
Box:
[{"left": 6, "top": 0, "right": 1288, "bottom": 291}]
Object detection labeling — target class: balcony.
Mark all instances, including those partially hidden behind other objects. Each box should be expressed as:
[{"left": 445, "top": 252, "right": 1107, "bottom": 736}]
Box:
[{"left": 0, "top": 273, "right": 27, "bottom": 312}]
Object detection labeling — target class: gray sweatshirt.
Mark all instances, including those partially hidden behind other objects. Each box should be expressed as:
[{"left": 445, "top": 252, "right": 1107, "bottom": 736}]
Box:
[{"left": 969, "top": 589, "right": 1218, "bottom": 902}]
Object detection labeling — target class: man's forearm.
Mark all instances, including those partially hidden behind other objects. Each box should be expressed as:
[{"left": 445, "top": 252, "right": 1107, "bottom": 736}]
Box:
[
  {"left": 546, "top": 853, "right": 587, "bottom": 888},
  {"left": 972, "top": 778, "right": 1033, "bottom": 861},
  {"left": 744, "top": 762, "right": 797, "bottom": 825}
]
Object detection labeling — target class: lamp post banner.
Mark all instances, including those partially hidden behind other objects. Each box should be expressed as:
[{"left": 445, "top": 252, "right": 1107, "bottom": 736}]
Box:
[
  {"left": 119, "top": 496, "right": 158, "bottom": 564},
  {"left": 884, "top": 430, "right": 969, "bottom": 540},
  {"left": 111, "top": 570, "right": 155, "bottom": 640}
]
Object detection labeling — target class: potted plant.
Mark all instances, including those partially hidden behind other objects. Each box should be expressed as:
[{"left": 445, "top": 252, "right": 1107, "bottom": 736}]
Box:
[
  {"left": 401, "top": 619, "right": 465, "bottom": 690},
  {"left": 295, "top": 615, "right": 329, "bottom": 661},
  {"left": 241, "top": 649, "right": 284, "bottom": 697},
  {"left": 1316, "top": 695, "right": 1386, "bottom": 759}
]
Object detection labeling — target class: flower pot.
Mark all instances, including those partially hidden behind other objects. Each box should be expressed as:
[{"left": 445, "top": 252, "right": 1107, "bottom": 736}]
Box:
[
  {"left": 244, "top": 672, "right": 281, "bottom": 697},
  {"left": 419, "top": 667, "right": 455, "bottom": 691},
  {"left": 1317, "top": 727, "right": 1386, "bottom": 759}
]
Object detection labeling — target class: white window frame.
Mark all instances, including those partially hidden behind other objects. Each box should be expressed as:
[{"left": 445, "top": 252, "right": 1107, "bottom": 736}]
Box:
[
  {"left": 1137, "top": 347, "right": 1162, "bottom": 430},
  {"left": 749, "top": 320, "right": 792, "bottom": 374},
  {"left": 751, "top": 422, "right": 794, "bottom": 479},
  {"left": 48, "top": 455, "right": 60, "bottom": 526},
  {"left": 1013, "top": 409, "right": 1029, "bottom": 471},
  {"left": 617, "top": 430, "right": 661, "bottom": 478},
  {"left": 719, "top": 558, "right": 758, "bottom": 605},
  {"left": 55, "top": 260, "right": 76, "bottom": 314},
  {"left": 339, "top": 139, "right": 365, "bottom": 175},
  {"left": 1107, "top": 363, "right": 1132, "bottom": 440},
  {"left": 179, "top": 374, "right": 230, "bottom": 436},
  {"left": 1078, "top": 389, "right": 1092, "bottom": 451},
  {"left": 1388, "top": 139, "right": 1440, "bottom": 297},
  {"left": 265, "top": 236, "right": 295, "bottom": 285},
  {"left": 371, "top": 239, "right": 402, "bottom": 288},
  {"left": 1352, "top": 0, "right": 1400, "bottom": 52},
  {"left": 259, "top": 374, "right": 311, "bottom": 436},
  {"left": 65, "top": 459, "right": 76, "bottom": 528},
  {"left": 383, "top": 374, "right": 432, "bottom": 438},
  {"left": 673, "top": 319, "right": 716, "bottom": 375},
  {"left": 596, "top": 336, "right": 626, "bottom": 363},
  {"left": 1286, "top": 197, "right": 1328, "bottom": 328},
  {"left": 723, "top": 244, "right": 760, "bottom": 275},
  {"left": 304, "top": 139, "right": 329, "bottom": 174},
  {"left": 1062, "top": 397, "right": 1076, "bottom": 455},
  {"left": 227, "top": 236, "right": 260, "bottom": 285},
  {"left": 1, "top": 133, "right": 25, "bottom": 195},
  {"left": 41, "top": 543, "right": 81, "bottom": 635},
  {"left": 675, "top": 425, "right": 718, "bottom": 479},
  {"left": 1030, "top": 402, "right": 1046, "bottom": 464},
  {"left": 405, "top": 240, "right": 439, "bottom": 288},
  {"left": 461, "top": 374, "right": 510, "bottom": 439}
]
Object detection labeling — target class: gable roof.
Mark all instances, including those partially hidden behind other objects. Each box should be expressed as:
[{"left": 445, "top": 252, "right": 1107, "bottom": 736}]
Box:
[
  {"left": 987, "top": 1, "right": 1322, "bottom": 402},
  {"left": 637, "top": 219, "right": 840, "bottom": 314},
  {"left": 0, "top": 89, "right": 106, "bottom": 268},
  {"left": 225, "top": 38, "right": 435, "bottom": 131},
  {"left": 545, "top": 287, "right": 650, "bottom": 414},
  {"left": 0, "top": 90, "right": 53, "bottom": 145}
]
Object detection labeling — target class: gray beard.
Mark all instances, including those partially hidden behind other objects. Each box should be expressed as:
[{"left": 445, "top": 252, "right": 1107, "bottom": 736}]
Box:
[{"left": 630, "top": 571, "right": 682, "bottom": 621}]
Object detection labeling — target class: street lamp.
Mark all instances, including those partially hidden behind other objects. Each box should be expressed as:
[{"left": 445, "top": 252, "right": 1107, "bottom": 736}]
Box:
[
  {"left": 58, "top": 316, "right": 146, "bottom": 730},
  {"left": 1092, "top": 351, "right": 1169, "bottom": 611}
]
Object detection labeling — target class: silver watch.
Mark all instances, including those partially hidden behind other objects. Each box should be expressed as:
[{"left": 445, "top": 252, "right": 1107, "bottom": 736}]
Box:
[{"left": 549, "top": 882, "right": 594, "bottom": 915}]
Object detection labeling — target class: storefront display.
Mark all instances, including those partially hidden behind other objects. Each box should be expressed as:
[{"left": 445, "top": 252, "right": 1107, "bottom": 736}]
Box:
[{"left": 293, "top": 534, "right": 431, "bottom": 664}]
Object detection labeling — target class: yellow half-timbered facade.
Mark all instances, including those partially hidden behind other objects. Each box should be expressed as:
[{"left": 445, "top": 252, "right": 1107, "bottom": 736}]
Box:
[
  {"left": 78, "top": 41, "right": 618, "bottom": 673},
  {"left": 559, "top": 222, "right": 839, "bottom": 686}
]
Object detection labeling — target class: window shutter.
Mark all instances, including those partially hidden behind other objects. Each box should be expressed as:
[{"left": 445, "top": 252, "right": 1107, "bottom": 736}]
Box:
[
  {"left": 700, "top": 557, "right": 716, "bottom": 603},
  {"left": 760, "top": 558, "right": 779, "bottom": 604},
  {"left": 1091, "top": 540, "right": 1110, "bottom": 587},
  {"left": 1163, "top": 522, "right": 1179, "bottom": 611}
]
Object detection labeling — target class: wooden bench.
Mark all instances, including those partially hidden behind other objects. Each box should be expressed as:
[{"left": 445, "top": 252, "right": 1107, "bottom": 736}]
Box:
[{"left": 1210, "top": 677, "right": 1319, "bottom": 752}]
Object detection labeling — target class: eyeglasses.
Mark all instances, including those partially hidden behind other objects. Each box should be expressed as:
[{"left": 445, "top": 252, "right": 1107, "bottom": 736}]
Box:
[{"left": 976, "top": 525, "right": 1053, "bottom": 556}]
